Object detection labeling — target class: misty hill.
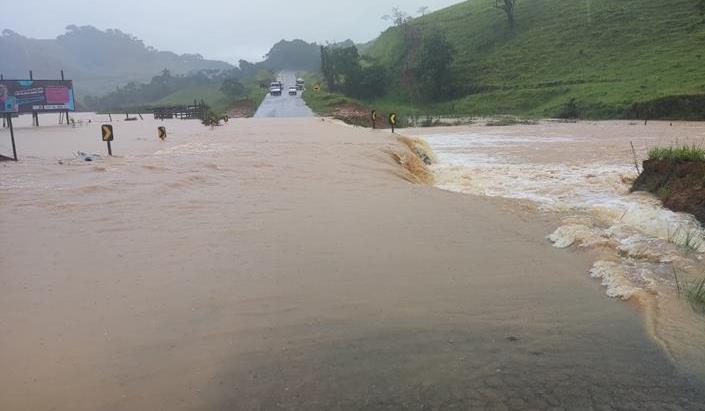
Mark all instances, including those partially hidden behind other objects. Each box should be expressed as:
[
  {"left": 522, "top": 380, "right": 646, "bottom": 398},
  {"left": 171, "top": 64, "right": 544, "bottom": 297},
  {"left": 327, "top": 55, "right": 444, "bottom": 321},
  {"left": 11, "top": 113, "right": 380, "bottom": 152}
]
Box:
[
  {"left": 0, "top": 26, "right": 234, "bottom": 97},
  {"left": 261, "top": 39, "right": 359, "bottom": 72},
  {"left": 365, "top": 0, "right": 705, "bottom": 118},
  {"left": 261, "top": 39, "right": 321, "bottom": 72},
  {"left": 79, "top": 37, "right": 358, "bottom": 114}
]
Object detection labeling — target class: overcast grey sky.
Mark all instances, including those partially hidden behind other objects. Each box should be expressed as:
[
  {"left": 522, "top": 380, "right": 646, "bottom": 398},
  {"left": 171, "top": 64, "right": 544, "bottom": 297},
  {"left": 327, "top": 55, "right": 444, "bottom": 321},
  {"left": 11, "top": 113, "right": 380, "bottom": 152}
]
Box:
[{"left": 1, "top": 0, "right": 460, "bottom": 63}]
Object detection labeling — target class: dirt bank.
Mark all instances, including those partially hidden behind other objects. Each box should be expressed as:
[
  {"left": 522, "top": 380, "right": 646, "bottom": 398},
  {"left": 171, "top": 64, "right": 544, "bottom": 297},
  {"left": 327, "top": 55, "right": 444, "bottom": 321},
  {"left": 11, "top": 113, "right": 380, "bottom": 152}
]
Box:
[
  {"left": 633, "top": 159, "right": 705, "bottom": 224},
  {"left": 227, "top": 98, "right": 259, "bottom": 118}
]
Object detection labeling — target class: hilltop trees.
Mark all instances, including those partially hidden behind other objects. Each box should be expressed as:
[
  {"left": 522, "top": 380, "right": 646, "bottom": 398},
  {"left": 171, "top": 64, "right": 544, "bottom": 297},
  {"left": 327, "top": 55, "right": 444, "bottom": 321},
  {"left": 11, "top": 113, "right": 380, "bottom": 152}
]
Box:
[
  {"left": 320, "top": 45, "right": 388, "bottom": 99},
  {"left": 320, "top": 45, "right": 360, "bottom": 92},
  {"left": 263, "top": 39, "right": 321, "bottom": 72},
  {"left": 495, "top": 0, "right": 518, "bottom": 27},
  {"left": 414, "top": 29, "right": 454, "bottom": 103},
  {"left": 220, "top": 78, "right": 246, "bottom": 100}
]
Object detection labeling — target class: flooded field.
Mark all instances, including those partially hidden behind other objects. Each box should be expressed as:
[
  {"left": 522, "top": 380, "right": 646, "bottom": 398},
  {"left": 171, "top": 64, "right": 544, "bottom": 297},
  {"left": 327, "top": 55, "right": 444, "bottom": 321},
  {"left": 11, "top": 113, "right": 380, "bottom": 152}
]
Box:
[{"left": 409, "top": 120, "right": 705, "bottom": 379}]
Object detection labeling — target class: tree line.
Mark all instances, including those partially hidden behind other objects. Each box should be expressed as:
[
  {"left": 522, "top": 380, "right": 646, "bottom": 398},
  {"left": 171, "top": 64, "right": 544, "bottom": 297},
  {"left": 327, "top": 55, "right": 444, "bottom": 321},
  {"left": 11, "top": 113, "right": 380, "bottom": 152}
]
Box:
[
  {"left": 82, "top": 65, "right": 272, "bottom": 113},
  {"left": 320, "top": 10, "right": 455, "bottom": 104}
]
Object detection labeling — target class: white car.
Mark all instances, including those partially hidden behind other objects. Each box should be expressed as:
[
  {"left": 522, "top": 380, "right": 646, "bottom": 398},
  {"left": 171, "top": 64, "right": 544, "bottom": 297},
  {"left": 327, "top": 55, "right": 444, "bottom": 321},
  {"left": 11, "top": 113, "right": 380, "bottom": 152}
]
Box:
[
  {"left": 288, "top": 87, "right": 298, "bottom": 96},
  {"left": 270, "top": 87, "right": 282, "bottom": 96}
]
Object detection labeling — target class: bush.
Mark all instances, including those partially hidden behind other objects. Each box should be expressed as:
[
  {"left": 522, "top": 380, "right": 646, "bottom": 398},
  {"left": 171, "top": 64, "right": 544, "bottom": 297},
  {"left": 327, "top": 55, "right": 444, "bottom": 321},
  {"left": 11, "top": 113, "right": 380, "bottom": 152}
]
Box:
[
  {"left": 201, "top": 109, "right": 221, "bottom": 127},
  {"left": 556, "top": 98, "right": 580, "bottom": 119}
]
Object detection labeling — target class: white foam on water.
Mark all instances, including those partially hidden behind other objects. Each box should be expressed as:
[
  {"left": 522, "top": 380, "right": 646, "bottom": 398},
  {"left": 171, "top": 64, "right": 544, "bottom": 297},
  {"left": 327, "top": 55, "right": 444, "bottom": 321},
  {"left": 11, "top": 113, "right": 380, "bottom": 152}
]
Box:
[
  {"left": 424, "top": 131, "right": 705, "bottom": 302},
  {"left": 589, "top": 261, "right": 645, "bottom": 300}
]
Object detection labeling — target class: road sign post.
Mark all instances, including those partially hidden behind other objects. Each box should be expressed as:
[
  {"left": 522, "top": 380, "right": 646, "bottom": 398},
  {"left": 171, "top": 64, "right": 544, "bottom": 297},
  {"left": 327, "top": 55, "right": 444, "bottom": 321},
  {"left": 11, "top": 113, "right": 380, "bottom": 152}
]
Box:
[
  {"left": 158, "top": 126, "right": 167, "bottom": 141},
  {"left": 5, "top": 114, "right": 17, "bottom": 161},
  {"left": 101, "top": 124, "right": 114, "bottom": 156},
  {"left": 389, "top": 113, "right": 398, "bottom": 133}
]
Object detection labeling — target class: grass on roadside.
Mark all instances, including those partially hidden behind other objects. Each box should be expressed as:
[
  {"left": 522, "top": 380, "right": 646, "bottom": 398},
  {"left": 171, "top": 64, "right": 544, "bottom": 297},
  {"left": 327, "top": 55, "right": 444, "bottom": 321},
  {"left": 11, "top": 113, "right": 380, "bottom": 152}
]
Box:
[
  {"left": 648, "top": 144, "right": 705, "bottom": 162},
  {"left": 674, "top": 269, "right": 705, "bottom": 314}
]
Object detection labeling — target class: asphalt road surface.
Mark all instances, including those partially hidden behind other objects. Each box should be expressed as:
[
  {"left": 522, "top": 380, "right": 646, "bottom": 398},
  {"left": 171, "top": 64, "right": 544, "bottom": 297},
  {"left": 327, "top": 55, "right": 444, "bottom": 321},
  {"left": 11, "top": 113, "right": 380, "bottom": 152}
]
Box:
[{"left": 254, "top": 71, "right": 314, "bottom": 118}]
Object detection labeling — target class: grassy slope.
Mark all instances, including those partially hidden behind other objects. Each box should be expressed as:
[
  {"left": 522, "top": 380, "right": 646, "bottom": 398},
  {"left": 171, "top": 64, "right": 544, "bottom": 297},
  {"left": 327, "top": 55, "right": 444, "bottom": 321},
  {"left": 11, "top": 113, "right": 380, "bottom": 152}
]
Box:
[
  {"left": 301, "top": 73, "right": 362, "bottom": 115},
  {"left": 365, "top": 0, "right": 705, "bottom": 118},
  {"left": 148, "top": 81, "right": 266, "bottom": 116}
]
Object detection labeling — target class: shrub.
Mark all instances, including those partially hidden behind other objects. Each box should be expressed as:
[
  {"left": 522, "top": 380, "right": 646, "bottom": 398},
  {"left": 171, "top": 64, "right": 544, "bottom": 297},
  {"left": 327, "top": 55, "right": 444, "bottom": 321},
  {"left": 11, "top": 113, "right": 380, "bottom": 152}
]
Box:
[{"left": 556, "top": 98, "right": 580, "bottom": 119}]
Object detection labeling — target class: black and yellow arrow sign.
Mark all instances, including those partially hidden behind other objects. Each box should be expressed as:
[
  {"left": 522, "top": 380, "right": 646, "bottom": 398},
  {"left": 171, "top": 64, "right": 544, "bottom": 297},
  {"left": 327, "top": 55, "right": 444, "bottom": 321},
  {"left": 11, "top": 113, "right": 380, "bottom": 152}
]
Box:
[
  {"left": 388, "top": 113, "right": 398, "bottom": 126},
  {"left": 372, "top": 110, "right": 377, "bottom": 121},
  {"left": 314, "top": 84, "right": 321, "bottom": 92},
  {"left": 101, "top": 124, "right": 114, "bottom": 142},
  {"left": 158, "top": 126, "right": 167, "bottom": 141}
]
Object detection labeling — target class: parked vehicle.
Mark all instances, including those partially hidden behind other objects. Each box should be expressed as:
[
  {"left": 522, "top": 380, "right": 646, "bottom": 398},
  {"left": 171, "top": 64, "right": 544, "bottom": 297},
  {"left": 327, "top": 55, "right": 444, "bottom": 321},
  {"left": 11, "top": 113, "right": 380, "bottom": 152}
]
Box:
[{"left": 288, "top": 87, "right": 298, "bottom": 96}]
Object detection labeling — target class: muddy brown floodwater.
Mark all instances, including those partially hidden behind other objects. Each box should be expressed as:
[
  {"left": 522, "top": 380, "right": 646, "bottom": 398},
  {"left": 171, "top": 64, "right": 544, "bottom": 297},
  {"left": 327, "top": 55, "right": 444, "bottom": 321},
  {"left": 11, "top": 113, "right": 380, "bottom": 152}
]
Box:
[{"left": 1, "top": 115, "right": 704, "bottom": 410}]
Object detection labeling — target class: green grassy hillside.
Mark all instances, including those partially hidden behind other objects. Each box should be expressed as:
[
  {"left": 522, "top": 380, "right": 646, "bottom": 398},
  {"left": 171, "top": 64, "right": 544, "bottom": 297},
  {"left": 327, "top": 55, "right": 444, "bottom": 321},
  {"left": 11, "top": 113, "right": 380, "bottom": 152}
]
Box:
[
  {"left": 366, "top": 0, "right": 705, "bottom": 118},
  {"left": 151, "top": 82, "right": 266, "bottom": 115}
]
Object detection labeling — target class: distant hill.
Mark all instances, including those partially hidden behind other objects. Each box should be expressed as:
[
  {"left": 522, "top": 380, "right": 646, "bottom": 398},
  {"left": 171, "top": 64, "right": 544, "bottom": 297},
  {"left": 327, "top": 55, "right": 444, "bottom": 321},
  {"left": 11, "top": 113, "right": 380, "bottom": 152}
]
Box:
[
  {"left": 365, "top": 0, "right": 705, "bottom": 118},
  {"left": 0, "top": 26, "right": 234, "bottom": 97},
  {"left": 260, "top": 39, "right": 359, "bottom": 72},
  {"left": 262, "top": 39, "right": 321, "bottom": 72}
]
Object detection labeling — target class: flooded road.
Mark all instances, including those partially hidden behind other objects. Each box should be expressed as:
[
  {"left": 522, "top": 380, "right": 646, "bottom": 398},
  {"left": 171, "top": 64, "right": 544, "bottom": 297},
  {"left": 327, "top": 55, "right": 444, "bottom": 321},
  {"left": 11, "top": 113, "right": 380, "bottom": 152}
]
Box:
[
  {"left": 409, "top": 120, "right": 705, "bottom": 381},
  {"left": 1, "top": 117, "right": 704, "bottom": 410},
  {"left": 253, "top": 71, "right": 313, "bottom": 118}
]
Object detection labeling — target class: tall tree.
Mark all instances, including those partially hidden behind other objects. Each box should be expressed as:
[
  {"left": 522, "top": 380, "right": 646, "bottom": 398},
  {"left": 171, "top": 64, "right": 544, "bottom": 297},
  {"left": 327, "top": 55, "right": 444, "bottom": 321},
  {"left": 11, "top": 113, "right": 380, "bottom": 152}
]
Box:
[
  {"left": 320, "top": 45, "right": 335, "bottom": 90},
  {"left": 496, "top": 0, "right": 518, "bottom": 27},
  {"left": 414, "top": 29, "right": 455, "bottom": 102}
]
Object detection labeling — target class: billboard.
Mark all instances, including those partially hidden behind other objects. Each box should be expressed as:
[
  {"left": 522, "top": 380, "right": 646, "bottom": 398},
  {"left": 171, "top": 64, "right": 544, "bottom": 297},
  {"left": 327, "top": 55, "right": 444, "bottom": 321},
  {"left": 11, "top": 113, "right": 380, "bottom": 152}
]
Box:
[{"left": 0, "top": 80, "right": 76, "bottom": 114}]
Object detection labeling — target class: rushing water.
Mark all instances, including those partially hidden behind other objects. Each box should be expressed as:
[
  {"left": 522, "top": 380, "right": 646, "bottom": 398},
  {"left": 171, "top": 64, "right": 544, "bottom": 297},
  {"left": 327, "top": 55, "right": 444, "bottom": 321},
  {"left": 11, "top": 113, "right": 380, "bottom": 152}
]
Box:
[{"left": 416, "top": 121, "right": 705, "bottom": 379}]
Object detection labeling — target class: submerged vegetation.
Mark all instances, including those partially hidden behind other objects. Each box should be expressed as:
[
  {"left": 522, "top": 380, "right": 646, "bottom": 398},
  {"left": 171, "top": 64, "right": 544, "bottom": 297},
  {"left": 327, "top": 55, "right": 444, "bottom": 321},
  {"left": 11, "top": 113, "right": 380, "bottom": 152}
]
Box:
[
  {"left": 667, "top": 227, "right": 705, "bottom": 254},
  {"left": 648, "top": 144, "right": 705, "bottom": 163},
  {"left": 485, "top": 116, "right": 538, "bottom": 127},
  {"left": 675, "top": 270, "right": 705, "bottom": 314}
]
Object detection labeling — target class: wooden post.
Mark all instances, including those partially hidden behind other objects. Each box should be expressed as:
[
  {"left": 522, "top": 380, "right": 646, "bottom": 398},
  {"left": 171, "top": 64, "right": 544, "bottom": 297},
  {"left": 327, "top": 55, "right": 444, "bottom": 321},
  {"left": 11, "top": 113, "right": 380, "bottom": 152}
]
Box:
[
  {"left": 108, "top": 113, "right": 112, "bottom": 122},
  {"left": 29, "top": 70, "right": 33, "bottom": 80},
  {"left": 7, "top": 115, "right": 17, "bottom": 161},
  {"left": 0, "top": 70, "right": 5, "bottom": 127},
  {"left": 0, "top": 72, "right": 4, "bottom": 128}
]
